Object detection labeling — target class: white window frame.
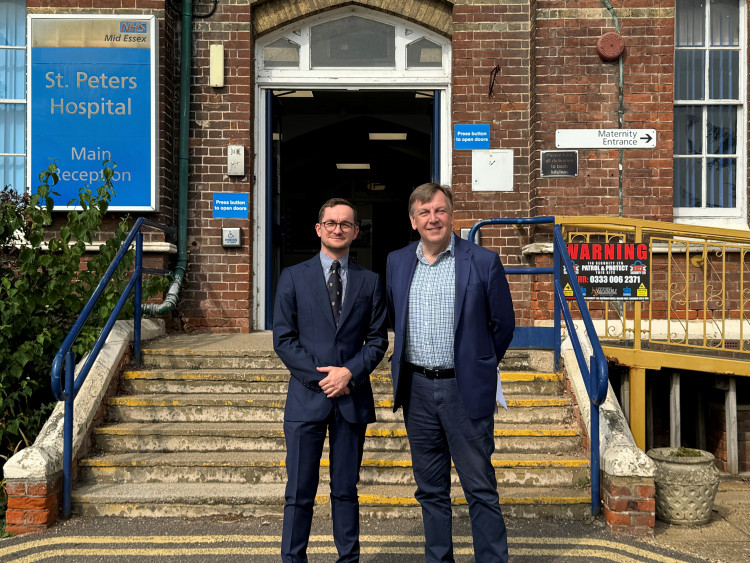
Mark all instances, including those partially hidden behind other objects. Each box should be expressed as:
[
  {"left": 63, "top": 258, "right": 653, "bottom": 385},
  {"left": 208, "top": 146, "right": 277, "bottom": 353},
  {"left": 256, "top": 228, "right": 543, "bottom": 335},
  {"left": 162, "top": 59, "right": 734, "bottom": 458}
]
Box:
[
  {"left": 253, "top": 7, "right": 452, "bottom": 328},
  {"left": 0, "top": 0, "right": 27, "bottom": 193},
  {"left": 673, "top": 0, "right": 748, "bottom": 229}
]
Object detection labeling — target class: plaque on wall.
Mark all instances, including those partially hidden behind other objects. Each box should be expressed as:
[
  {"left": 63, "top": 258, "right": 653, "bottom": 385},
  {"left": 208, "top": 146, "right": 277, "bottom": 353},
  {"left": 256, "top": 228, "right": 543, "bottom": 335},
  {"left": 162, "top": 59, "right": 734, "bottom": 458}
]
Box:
[{"left": 541, "top": 150, "right": 578, "bottom": 177}]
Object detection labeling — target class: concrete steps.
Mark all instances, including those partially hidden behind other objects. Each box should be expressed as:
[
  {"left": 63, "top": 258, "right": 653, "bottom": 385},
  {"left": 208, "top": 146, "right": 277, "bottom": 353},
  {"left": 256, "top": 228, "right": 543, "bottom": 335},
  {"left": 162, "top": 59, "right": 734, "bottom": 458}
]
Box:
[
  {"left": 92, "top": 421, "right": 581, "bottom": 453},
  {"left": 72, "top": 482, "right": 591, "bottom": 520},
  {"left": 121, "top": 369, "right": 564, "bottom": 396},
  {"left": 105, "top": 393, "right": 573, "bottom": 425},
  {"left": 72, "top": 343, "right": 592, "bottom": 519}
]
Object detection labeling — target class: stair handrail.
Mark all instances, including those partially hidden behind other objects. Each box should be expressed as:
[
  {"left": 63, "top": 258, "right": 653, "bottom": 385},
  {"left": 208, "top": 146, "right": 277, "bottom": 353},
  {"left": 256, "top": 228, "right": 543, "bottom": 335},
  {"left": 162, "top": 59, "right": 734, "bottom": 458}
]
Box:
[
  {"left": 50, "top": 217, "right": 174, "bottom": 518},
  {"left": 468, "top": 217, "right": 609, "bottom": 516}
]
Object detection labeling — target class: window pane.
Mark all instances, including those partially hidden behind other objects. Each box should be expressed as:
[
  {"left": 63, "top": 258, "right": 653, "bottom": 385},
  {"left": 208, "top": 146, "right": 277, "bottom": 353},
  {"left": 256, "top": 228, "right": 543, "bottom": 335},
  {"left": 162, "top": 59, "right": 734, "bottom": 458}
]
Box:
[
  {"left": 264, "top": 38, "right": 300, "bottom": 68},
  {"left": 676, "top": 0, "right": 705, "bottom": 46},
  {"left": 0, "top": 48, "right": 24, "bottom": 99},
  {"left": 407, "top": 38, "right": 442, "bottom": 68},
  {"left": 674, "top": 50, "right": 705, "bottom": 100},
  {"left": 706, "top": 106, "right": 736, "bottom": 154},
  {"left": 311, "top": 17, "right": 395, "bottom": 68},
  {"left": 706, "top": 158, "right": 736, "bottom": 207},
  {"left": 674, "top": 106, "right": 702, "bottom": 155},
  {"left": 674, "top": 158, "right": 703, "bottom": 207},
  {"left": 0, "top": 155, "right": 24, "bottom": 192},
  {"left": 0, "top": 0, "right": 26, "bottom": 46},
  {"left": 710, "top": 0, "right": 739, "bottom": 46},
  {"left": 0, "top": 102, "right": 24, "bottom": 151},
  {"left": 708, "top": 50, "right": 738, "bottom": 99}
]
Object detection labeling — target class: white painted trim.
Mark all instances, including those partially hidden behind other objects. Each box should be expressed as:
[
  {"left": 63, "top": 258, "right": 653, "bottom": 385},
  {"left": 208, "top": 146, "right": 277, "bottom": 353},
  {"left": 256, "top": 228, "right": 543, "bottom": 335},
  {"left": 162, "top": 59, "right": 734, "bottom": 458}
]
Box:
[{"left": 673, "top": 0, "right": 747, "bottom": 227}]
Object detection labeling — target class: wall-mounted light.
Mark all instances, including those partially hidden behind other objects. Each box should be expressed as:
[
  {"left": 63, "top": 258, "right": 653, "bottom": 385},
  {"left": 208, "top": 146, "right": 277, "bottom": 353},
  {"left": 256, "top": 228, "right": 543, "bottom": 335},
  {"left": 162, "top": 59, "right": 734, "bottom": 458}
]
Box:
[
  {"left": 209, "top": 44, "right": 224, "bottom": 87},
  {"left": 369, "top": 133, "right": 407, "bottom": 140},
  {"left": 336, "top": 163, "right": 370, "bottom": 169}
]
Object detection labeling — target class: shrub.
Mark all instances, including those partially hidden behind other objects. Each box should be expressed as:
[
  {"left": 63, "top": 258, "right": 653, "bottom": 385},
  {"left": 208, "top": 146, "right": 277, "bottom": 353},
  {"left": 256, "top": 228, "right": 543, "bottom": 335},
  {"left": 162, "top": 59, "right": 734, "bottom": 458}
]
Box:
[{"left": 0, "top": 162, "right": 169, "bottom": 497}]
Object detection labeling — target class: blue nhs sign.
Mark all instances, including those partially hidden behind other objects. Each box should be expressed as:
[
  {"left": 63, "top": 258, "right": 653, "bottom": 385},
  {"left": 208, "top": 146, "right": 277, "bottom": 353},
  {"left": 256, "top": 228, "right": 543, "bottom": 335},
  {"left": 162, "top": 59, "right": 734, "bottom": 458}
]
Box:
[{"left": 27, "top": 15, "right": 158, "bottom": 211}]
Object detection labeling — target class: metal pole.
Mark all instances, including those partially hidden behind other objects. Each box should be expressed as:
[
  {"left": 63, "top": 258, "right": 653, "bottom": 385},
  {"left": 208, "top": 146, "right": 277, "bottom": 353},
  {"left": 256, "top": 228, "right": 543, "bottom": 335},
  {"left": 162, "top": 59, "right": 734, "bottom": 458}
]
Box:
[
  {"left": 553, "top": 235, "right": 562, "bottom": 370},
  {"left": 134, "top": 232, "right": 143, "bottom": 366},
  {"left": 62, "top": 350, "right": 75, "bottom": 518}
]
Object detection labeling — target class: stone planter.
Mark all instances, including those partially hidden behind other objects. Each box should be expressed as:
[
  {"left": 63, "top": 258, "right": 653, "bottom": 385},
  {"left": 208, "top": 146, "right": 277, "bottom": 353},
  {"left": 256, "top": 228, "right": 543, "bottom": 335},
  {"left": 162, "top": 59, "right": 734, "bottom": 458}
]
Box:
[{"left": 647, "top": 447, "right": 720, "bottom": 526}]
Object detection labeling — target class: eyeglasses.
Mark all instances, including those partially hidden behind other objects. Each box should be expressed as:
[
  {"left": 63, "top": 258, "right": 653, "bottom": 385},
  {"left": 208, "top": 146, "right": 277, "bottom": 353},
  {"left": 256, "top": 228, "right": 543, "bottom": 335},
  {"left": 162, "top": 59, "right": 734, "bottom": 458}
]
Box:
[{"left": 319, "top": 221, "right": 356, "bottom": 233}]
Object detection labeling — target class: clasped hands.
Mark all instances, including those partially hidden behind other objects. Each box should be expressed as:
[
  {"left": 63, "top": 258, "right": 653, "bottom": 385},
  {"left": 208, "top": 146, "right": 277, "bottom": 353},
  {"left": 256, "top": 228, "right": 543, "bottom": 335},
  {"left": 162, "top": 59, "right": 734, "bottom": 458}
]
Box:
[{"left": 316, "top": 365, "right": 352, "bottom": 398}]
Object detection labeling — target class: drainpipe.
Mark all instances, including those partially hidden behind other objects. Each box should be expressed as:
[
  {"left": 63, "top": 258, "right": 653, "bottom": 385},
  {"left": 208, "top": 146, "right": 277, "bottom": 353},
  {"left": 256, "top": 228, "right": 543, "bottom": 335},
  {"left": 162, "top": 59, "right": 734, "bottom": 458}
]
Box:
[
  {"left": 144, "top": 0, "right": 191, "bottom": 315},
  {"left": 603, "top": 0, "right": 625, "bottom": 216}
]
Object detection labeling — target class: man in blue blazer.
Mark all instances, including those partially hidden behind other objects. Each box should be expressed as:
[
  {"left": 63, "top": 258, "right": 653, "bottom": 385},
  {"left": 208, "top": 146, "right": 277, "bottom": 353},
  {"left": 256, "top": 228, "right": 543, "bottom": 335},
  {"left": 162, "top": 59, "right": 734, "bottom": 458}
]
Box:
[
  {"left": 273, "top": 198, "right": 388, "bottom": 562},
  {"left": 386, "top": 183, "right": 515, "bottom": 562}
]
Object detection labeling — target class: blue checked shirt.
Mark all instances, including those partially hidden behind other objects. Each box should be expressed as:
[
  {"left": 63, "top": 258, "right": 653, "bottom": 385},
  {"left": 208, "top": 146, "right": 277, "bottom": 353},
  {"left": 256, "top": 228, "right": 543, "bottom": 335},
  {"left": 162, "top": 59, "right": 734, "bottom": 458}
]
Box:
[
  {"left": 405, "top": 234, "right": 455, "bottom": 369},
  {"left": 319, "top": 251, "right": 349, "bottom": 304}
]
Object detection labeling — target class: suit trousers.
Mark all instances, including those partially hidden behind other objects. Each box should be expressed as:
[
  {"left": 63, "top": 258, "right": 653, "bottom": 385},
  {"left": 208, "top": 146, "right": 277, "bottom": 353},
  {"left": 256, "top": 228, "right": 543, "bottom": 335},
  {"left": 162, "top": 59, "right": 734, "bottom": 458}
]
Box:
[
  {"left": 281, "top": 403, "right": 367, "bottom": 563},
  {"left": 403, "top": 372, "right": 508, "bottom": 563}
]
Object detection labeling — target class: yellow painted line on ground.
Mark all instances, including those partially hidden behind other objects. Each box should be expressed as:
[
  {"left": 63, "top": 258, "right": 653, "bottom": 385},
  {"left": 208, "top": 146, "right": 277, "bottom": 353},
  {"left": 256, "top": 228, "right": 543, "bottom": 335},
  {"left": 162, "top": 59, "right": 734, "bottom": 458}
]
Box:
[
  {"left": 366, "top": 428, "right": 408, "bottom": 437},
  {"left": 507, "top": 398, "right": 569, "bottom": 407},
  {"left": 109, "top": 398, "right": 285, "bottom": 408},
  {"left": 351, "top": 495, "right": 588, "bottom": 506},
  {"left": 495, "top": 428, "right": 578, "bottom": 436},
  {"left": 364, "top": 428, "right": 578, "bottom": 437},
  {"left": 123, "top": 371, "right": 288, "bottom": 381},
  {"left": 375, "top": 399, "right": 568, "bottom": 408},
  {"left": 0, "top": 534, "right": 689, "bottom": 563},
  {"left": 501, "top": 372, "right": 560, "bottom": 381}
]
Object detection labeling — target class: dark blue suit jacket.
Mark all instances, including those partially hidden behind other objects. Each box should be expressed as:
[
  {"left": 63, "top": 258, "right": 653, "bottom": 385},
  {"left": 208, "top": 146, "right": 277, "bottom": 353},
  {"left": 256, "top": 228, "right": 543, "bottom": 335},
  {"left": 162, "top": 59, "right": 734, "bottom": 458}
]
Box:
[
  {"left": 386, "top": 236, "right": 515, "bottom": 419},
  {"left": 273, "top": 255, "right": 388, "bottom": 424}
]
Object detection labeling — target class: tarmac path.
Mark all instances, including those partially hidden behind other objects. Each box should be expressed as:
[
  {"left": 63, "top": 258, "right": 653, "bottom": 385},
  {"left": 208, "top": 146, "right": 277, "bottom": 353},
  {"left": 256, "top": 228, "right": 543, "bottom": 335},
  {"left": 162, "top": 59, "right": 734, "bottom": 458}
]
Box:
[{"left": 0, "top": 514, "right": 716, "bottom": 563}]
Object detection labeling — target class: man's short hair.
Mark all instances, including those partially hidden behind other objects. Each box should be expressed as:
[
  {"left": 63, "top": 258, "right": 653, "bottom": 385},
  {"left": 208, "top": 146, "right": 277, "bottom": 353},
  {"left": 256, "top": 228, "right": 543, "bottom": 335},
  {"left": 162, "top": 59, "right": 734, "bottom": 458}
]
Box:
[
  {"left": 408, "top": 183, "right": 454, "bottom": 215},
  {"left": 318, "top": 198, "right": 358, "bottom": 223}
]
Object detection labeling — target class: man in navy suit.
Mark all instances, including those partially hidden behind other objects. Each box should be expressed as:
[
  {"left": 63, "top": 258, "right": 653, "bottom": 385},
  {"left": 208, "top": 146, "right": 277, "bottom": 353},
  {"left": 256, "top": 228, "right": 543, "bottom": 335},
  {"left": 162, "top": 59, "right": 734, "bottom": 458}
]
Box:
[
  {"left": 273, "top": 198, "right": 388, "bottom": 563},
  {"left": 386, "top": 183, "right": 515, "bottom": 562}
]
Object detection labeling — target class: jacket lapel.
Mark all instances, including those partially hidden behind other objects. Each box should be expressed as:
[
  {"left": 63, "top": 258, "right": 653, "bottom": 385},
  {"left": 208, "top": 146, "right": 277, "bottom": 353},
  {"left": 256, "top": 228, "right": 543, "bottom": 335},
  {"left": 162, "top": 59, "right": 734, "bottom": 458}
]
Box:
[
  {"left": 454, "top": 238, "right": 471, "bottom": 332},
  {"left": 338, "top": 262, "right": 364, "bottom": 329},
  {"left": 398, "top": 247, "right": 418, "bottom": 332}
]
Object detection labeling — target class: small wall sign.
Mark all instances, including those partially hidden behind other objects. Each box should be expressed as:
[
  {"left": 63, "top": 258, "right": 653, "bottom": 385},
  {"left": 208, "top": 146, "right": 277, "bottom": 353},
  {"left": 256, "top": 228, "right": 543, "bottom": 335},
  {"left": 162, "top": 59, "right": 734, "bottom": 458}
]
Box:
[
  {"left": 213, "top": 193, "right": 249, "bottom": 218},
  {"left": 541, "top": 150, "right": 578, "bottom": 177},
  {"left": 454, "top": 124, "right": 490, "bottom": 150}
]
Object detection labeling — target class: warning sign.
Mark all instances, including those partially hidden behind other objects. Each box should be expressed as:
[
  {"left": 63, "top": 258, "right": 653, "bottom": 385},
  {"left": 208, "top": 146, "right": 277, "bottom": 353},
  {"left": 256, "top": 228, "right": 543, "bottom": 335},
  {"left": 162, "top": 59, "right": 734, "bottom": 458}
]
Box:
[{"left": 561, "top": 242, "right": 650, "bottom": 301}]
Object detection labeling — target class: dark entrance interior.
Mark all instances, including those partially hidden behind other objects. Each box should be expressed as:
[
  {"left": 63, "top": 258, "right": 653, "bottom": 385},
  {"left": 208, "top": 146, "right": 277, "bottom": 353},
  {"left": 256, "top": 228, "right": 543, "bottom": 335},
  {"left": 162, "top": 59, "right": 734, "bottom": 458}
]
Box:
[{"left": 271, "top": 89, "right": 434, "bottom": 289}]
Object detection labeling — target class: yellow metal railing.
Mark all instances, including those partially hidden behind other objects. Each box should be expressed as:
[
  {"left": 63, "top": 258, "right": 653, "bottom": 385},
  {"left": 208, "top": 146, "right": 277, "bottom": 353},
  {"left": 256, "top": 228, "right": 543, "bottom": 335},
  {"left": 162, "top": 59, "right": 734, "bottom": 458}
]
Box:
[{"left": 554, "top": 216, "right": 750, "bottom": 449}]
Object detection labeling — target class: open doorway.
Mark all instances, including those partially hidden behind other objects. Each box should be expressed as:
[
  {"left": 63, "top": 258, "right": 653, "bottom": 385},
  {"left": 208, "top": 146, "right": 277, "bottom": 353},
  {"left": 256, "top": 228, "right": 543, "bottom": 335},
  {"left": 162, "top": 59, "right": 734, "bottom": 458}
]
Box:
[{"left": 270, "top": 89, "right": 434, "bottom": 291}]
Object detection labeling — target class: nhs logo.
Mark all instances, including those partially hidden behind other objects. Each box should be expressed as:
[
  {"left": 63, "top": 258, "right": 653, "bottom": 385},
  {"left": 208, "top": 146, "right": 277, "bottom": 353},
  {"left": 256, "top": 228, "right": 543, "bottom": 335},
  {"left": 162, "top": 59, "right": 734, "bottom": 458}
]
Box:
[{"left": 120, "top": 22, "right": 147, "bottom": 33}]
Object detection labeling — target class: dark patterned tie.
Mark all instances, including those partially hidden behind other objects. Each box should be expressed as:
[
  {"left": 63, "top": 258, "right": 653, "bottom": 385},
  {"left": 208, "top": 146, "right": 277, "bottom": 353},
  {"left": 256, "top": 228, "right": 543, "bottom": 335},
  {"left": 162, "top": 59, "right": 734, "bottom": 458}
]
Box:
[{"left": 328, "top": 260, "right": 343, "bottom": 325}]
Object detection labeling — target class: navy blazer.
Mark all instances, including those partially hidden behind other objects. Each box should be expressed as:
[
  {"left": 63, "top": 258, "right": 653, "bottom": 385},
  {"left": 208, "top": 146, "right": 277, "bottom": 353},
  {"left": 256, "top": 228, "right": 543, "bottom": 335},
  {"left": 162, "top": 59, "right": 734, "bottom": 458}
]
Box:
[
  {"left": 273, "top": 255, "right": 388, "bottom": 424},
  {"left": 386, "top": 236, "right": 515, "bottom": 419}
]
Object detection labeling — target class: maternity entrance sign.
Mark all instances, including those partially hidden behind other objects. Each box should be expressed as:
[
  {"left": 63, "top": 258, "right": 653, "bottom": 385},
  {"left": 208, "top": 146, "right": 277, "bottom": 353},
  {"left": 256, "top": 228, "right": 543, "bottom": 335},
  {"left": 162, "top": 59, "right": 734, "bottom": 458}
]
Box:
[{"left": 27, "top": 15, "right": 158, "bottom": 210}]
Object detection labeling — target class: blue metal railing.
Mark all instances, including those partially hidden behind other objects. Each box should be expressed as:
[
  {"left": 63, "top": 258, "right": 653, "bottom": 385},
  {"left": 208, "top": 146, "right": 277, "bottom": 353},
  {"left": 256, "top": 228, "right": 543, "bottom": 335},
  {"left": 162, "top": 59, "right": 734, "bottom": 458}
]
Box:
[
  {"left": 468, "top": 217, "right": 609, "bottom": 516},
  {"left": 51, "top": 217, "right": 174, "bottom": 518}
]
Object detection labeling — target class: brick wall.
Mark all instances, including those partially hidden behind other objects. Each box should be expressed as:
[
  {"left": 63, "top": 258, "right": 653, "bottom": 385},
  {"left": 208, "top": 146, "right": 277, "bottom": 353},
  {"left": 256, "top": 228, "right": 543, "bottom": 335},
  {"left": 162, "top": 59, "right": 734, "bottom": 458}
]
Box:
[
  {"left": 601, "top": 474, "right": 656, "bottom": 535},
  {"left": 25, "top": 0, "right": 745, "bottom": 333},
  {"left": 178, "top": 1, "right": 254, "bottom": 332},
  {"left": 533, "top": 0, "right": 674, "bottom": 221}
]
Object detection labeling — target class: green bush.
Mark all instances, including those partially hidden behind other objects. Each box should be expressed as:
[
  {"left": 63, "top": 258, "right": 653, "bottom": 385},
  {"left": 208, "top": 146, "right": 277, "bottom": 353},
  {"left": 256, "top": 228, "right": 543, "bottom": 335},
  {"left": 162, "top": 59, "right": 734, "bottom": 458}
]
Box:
[{"left": 0, "top": 161, "right": 169, "bottom": 488}]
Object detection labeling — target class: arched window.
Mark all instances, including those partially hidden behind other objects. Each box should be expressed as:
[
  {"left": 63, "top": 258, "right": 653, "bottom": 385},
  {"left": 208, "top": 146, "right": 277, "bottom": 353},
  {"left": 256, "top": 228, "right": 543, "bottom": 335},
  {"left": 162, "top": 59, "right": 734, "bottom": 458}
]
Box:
[{"left": 256, "top": 8, "right": 450, "bottom": 84}]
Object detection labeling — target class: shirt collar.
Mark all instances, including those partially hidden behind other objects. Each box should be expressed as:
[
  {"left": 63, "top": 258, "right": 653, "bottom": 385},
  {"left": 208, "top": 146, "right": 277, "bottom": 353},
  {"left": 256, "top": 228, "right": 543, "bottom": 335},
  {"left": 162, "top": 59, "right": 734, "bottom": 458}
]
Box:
[
  {"left": 319, "top": 251, "right": 349, "bottom": 273},
  {"left": 416, "top": 233, "right": 455, "bottom": 264}
]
